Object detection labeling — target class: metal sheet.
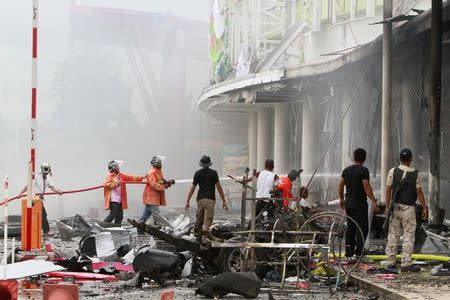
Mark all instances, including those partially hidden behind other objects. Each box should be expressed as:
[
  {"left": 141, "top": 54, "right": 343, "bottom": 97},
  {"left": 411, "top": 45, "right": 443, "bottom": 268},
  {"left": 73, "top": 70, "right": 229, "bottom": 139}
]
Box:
[
  {"left": 91, "top": 223, "right": 137, "bottom": 249},
  {"left": 0, "top": 260, "right": 65, "bottom": 280},
  {"left": 94, "top": 232, "right": 116, "bottom": 258},
  {"left": 170, "top": 214, "right": 191, "bottom": 237}
]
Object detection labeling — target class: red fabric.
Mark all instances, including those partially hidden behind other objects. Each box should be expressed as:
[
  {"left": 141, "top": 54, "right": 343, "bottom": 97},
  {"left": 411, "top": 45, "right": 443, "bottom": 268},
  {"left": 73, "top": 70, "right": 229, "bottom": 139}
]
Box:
[{"left": 277, "top": 177, "right": 293, "bottom": 207}]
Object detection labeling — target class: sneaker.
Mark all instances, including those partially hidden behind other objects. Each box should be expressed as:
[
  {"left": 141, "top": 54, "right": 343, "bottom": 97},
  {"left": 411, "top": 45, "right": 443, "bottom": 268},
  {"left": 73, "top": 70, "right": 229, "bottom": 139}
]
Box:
[{"left": 400, "top": 265, "right": 420, "bottom": 272}]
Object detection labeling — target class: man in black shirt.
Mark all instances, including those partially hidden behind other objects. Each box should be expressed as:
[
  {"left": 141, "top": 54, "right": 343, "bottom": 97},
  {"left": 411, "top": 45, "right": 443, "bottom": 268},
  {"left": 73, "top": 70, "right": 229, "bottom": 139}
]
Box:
[
  {"left": 185, "top": 154, "right": 228, "bottom": 243},
  {"left": 339, "top": 148, "right": 379, "bottom": 257}
]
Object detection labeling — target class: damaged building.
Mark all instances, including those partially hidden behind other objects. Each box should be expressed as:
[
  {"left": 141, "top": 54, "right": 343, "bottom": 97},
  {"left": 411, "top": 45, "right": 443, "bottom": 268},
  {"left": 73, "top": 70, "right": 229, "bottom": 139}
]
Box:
[
  {"left": 198, "top": 0, "right": 450, "bottom": 219},
  {"left": 1, "top": 1, "right": 450, "bottom": 299}
]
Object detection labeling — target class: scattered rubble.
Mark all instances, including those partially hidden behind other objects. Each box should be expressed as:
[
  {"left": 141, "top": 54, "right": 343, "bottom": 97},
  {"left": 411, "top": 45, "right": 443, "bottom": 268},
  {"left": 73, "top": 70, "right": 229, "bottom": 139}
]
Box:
[{"left": 0, "top": 209, "right": 449, "bottom": 299}]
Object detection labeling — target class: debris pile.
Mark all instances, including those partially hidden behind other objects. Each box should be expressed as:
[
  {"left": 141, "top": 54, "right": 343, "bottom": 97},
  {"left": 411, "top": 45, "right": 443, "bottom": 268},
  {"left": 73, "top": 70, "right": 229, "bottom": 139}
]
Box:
[{"left": 0, "top": 209, "right": 449, "bottom": 299}]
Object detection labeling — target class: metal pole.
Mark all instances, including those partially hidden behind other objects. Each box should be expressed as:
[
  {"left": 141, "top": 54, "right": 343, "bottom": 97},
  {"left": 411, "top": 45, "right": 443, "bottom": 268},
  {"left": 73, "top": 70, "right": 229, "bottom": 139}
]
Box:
[
  {"left": 380, "top": 0, "right": 392, "bottom": 204},
  {"left": 240, "top": 168, "right": 249, "bottom": 272},
  {"left": 241, "top": 168, "right": 249, "bottom": 233},
  {"left": 3, "top": 176, "right": 8, "bottom": 279},
  {"left": 250, "top": 170, "right": 257, "bottom": 242},
  {"left": 27, "top": 0, "right": 39, "bottom": 251},
  {"left": 241, "top": 186, "right": 247, "bottom": 233},
  {"left": 429, "top": 0, "right": 442, "bottom": 224}
]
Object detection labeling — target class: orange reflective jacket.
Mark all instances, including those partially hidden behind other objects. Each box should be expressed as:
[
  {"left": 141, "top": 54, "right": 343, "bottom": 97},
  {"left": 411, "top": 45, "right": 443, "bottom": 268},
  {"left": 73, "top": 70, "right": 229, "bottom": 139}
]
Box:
[
  {"left": 142, "top": 167, "right": 167, "bottom": 206},
  {"left": 104, "top": 172, "right": 143, "bottom": 210}
]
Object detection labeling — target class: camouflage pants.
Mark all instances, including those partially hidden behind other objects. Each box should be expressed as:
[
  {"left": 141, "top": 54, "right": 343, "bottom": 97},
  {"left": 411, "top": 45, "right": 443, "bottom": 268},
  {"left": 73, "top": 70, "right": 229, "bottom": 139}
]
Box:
[
  {"left": 385, "top": 204, "right": 416, "bottom": 266},
  {"left": 195, "top": 199, "right": 215, "bottom": 231}
]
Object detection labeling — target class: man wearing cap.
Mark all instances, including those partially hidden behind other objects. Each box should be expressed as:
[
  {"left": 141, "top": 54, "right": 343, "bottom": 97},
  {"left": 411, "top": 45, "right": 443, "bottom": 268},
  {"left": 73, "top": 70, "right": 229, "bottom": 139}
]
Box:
[
  {"left": 385, "top": 148, "right": 428, "bottom": 272},
  {"left": 185, "top": 154, "right": 228, "bottom": 243},
  {"left": 140, "top": 156, "right": 175, "bottom": 224},
  {"left": 104, "top": 160, "right": 144, "bottom": 225}
]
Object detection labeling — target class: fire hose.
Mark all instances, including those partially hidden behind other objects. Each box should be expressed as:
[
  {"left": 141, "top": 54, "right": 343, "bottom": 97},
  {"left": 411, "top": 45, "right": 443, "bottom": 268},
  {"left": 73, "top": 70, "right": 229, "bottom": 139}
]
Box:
[
  {"left": 0, "top": 181, "right": 149, "bottom": 206},
  {"left": 0, "top": 176, "right": 236, "bottom": 207}
]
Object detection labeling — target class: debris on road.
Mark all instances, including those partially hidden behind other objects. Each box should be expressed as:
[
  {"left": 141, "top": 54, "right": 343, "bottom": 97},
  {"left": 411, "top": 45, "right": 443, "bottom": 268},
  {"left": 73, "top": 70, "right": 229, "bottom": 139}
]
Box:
[{"left": 195, "top": 272, "right": 261, "bottom": 299}]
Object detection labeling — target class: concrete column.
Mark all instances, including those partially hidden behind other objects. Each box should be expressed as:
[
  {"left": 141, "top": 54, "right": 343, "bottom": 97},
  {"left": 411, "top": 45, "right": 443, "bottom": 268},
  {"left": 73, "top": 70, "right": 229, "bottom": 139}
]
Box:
[
  {"left": 301, "top": 92, "right": 320, "bottom": 207},
  {"left": 248, "top": 112, "right": 258, "bottom": 171},
  {"left": 257, "top": 108, "right": 271, "bottom": 170},
  {"left": 274, "top": 103, "right": 290, "bottom": 175},
  {"left": 429, "top": 0, "right": 442, "bottom": 224},
  {"left": 381, "top": 0, "right": 393, "bottom": 204},
  {"left": 401, "top": 79, "right": 420, "bottom": 155},
  {"left": 342, "top": 93, "right": 352, "bottom": 170},
  {"left": 301, "top": 94, "right": 319, "bottom": 174}
]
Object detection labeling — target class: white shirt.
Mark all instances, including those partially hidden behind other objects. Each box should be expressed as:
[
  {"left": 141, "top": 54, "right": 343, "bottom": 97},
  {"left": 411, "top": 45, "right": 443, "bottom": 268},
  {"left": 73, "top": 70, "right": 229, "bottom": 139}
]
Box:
[
  {"left": 256, "top": 170, "right": 276, "bottom": 198},
  {"left": 386, "top": 165, "right": 422, "bottom": 188},
  {"left": 35, "top": 173, "right": 55, "bottom": 194}
]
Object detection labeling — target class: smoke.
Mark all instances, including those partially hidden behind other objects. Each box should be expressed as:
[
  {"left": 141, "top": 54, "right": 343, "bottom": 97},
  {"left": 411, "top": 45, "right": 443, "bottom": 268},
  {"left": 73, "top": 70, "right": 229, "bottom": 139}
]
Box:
[{"left": 0, "top": 0, "right": 247, "bottom": 219}]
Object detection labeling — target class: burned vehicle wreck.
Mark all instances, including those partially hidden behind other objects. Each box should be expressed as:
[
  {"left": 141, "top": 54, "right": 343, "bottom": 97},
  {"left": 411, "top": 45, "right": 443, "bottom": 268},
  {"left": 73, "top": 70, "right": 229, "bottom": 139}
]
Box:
[
  {"left": 128, "top": 196, "right": 449, "bottom": 290},
  {"left": 128, "top": 199, "right": 366, "bottom": 287}
]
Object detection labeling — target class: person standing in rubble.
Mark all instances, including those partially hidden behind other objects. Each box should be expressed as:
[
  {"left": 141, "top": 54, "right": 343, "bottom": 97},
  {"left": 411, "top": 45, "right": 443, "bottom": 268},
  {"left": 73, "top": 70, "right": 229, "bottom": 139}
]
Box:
[
  {"left": 140, "top": 156, "right": 175, "bottom": 224},
  {"left": 276, "top": 169, "right": 308, "bottom": 209},
  {"left": 339, "top": 148, "right": 379, "bottom": 258},
  {"left": 104, "top": 160, "right": 144, "bottom": 225},
  {"left": 185, "top": 154, "right": 228, "bottom": 243},
  {"left": 385, "top": 148, "right": 428, "bottom": 272},
  {"left": 20, "top": 162, "right": 62, "bottom": 235}
]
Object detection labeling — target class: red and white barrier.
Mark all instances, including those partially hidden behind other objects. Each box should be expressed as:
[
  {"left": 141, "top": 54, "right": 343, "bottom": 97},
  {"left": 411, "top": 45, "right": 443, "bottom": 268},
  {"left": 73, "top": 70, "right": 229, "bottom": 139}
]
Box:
[
  {"left": 26, "top": 0, "right": 39, "bottom": 251},
  {"left": 31, "top": 0, "right": 38, "bottom": 176}
]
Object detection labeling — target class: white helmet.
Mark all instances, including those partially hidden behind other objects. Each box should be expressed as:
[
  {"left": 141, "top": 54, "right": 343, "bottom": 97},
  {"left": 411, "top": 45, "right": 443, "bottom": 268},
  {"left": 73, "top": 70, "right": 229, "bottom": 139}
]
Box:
[
  {"left": 151, "top": 156, "right": 163, "bottom": 168},
  {"left": 41, "top": 162, "right": 51, "bottom": 175}
]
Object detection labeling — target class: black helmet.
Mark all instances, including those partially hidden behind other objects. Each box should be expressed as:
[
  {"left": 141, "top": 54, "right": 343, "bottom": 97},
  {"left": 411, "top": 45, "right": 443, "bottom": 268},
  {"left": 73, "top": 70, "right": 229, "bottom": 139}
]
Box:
[
  {"left": 199, "top": 154, "right": 212, "bottom": 168},
  {"left": 287, "top": 169, "right": 300, "bottom": 182},
  {"left": 108, "top": 160, "right": 119, "bottom": 172},
  {"left": 151, "top": 156, "right": 163, "bottom": 168}
]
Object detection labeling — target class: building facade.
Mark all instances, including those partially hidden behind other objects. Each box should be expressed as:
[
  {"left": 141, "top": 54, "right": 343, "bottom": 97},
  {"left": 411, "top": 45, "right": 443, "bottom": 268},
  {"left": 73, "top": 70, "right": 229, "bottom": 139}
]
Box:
[{"left": 199, "top": 0, "right": 450, "bottom": 212}]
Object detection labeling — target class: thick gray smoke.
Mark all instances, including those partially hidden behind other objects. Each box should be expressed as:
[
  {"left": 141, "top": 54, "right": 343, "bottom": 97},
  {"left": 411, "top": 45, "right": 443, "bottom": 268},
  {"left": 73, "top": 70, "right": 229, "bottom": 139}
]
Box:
[{"left": 0, "top": 0, "right": 247, "bottom": 219}]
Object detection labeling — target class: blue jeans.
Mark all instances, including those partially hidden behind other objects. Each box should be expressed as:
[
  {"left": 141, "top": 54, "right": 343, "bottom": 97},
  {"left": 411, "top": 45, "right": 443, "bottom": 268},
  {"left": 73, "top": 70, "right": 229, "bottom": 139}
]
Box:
[{"left": 140, "top": 204, "right": 160, "bottom": 222}]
